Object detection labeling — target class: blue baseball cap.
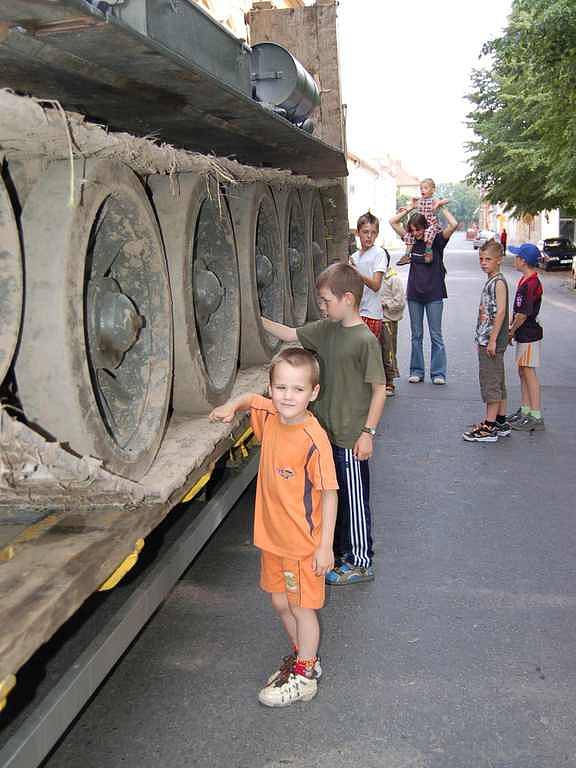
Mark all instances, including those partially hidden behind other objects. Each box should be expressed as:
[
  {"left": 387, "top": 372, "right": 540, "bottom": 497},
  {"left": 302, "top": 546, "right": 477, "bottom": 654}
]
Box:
[{"left": 508, "top": 243, "right": 540, "bottom": 266}]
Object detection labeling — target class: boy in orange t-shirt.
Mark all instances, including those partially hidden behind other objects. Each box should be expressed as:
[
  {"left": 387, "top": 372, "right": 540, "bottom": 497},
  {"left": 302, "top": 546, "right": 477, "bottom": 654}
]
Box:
[{"left": 209, "top": 347, "right": 338, "bottom": 708}]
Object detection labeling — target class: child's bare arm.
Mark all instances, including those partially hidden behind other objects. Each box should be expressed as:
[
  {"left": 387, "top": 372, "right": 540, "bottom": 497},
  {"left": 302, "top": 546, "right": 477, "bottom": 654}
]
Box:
[
  {"left": 508, "top": 313, "right": 527, "bottom": 342},
  {"left": 208, "top": 392, "right": 254, "bottom": 423},
  {"left": 487, "top": 281, "right": 507, "bottom": 356},
  {"left": 261, "top": 316, "right": 298, "bottom": 342},
  {"left": 313, "top": 489, "right": 338, "bottom": 576},
  {"left": 389, "top": 206, "right": 413, "bottom": 238},
  {"left": 354, "top": 268, "right": 383, "bottom": 293},
  {"left": 353, "top": 383, "right": 387, "bottom": 460}
]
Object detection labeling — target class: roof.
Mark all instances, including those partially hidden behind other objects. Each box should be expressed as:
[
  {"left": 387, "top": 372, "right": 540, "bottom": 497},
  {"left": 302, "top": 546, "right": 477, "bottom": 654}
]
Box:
[
  {"left": 377, "top": 156, "right": 420, "bottom": 186},
  {"left": 347, "top": 151, "right": 380, "bottom": 177},
  {"left": 395, "top": 169, "right": 420, "bottom": 186}
]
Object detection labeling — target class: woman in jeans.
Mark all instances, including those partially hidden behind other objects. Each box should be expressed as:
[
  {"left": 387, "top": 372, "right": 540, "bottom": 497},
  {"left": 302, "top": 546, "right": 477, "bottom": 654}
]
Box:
[{"left": 389, "top": 203, "right": 458, "bottom": 384}]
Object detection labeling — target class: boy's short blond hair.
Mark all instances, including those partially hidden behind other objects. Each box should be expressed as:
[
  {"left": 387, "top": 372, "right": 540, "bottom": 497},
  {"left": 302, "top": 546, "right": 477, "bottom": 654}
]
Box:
[
  {"left": 479, "top": 239, "right": 503, "bottom": 258},
  {"left": 269, "top": 347, "right": 320, "bottom": 388},
  {"left": 421, "top": 177, "right": 436, "bottom": 190},
  {"left": 356, "top": 211, "right": 379, "bottom": 233},
  {"left": 316, "top": 262, "right": 364, "bottom": 309}
]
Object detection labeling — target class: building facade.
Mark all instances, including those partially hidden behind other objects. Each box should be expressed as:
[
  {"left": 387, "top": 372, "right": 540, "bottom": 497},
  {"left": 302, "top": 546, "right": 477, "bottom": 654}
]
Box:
[
  {"left": 347, "top": 153, "right": 397, "bottom": 248},
  {"left": 194, "top": 0, "right": 305, "bottom": 39},
  {"left": 480, "top": 201, "right": 563, "bottom": 246}
]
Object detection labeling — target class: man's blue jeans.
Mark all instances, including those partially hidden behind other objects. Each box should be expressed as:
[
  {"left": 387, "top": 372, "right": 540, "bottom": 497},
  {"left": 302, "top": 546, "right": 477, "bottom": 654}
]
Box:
[{"left": 408, "top": 299, "right": 447, "bottom": 380}]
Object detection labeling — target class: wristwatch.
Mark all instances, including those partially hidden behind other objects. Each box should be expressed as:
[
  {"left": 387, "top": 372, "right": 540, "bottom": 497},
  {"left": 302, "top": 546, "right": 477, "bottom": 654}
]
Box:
[{"left": 361, "top": 426, "right": 376, "bottom": 437}]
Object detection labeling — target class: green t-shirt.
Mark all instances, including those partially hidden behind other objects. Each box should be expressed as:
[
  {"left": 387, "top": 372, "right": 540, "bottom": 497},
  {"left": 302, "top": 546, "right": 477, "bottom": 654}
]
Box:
[{"left": 296, "top": 320, "right": 385, "bottom": 449}]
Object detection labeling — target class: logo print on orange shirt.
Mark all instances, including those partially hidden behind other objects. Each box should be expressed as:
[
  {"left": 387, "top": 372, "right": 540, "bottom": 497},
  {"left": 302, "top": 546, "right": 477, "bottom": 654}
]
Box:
[{"left": 277, "top": 467, "right": 295, "bottom": 480}]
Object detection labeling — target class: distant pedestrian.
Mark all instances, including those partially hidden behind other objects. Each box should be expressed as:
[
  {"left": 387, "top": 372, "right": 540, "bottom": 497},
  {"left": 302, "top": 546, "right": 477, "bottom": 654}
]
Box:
[
  {"left": 463, "top": 240, "right": 510, "bottom": 442},
  {"left": 389, "top": 202, "right": 458, "bottom": 385},
  {"left": 379, "top": 249, "right": 405, "bottom": 396},
  {"left": 507, "top": 243, "right": 545, "bottom": 431},
  {"left": 209, "top": 347, "right": 338, "bottom": 707},
  {"left": 500, "top": 228, "right": 508, "bottom": 252},
  {"left": 349, "top": 212, "right": 388, "bottom": 339},
  {"left": 397, "top": 178, "right": 450, "bottom": 266}
]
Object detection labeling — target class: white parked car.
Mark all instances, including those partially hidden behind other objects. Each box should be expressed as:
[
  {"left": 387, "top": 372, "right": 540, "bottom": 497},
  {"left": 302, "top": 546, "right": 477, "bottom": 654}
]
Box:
[{"left": 473, "top": 229, "right": 499, "bottom": 250}]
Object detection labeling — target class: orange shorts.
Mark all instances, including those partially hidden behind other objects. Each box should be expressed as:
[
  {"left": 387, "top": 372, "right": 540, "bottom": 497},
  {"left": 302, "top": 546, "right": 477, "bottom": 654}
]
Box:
[{"left": 260, "top": 550, "right": 325, "bottom": 609}]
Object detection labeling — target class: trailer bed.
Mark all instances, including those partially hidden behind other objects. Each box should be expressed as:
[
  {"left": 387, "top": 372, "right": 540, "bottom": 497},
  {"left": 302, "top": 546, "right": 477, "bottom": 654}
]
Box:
[{"left": 0, "top": 366, "right": 267, "bottom": 695}]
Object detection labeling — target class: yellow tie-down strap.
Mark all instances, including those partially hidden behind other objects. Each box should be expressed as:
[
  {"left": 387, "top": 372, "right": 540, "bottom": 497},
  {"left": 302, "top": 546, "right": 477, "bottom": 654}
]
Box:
[
  {"left": 231, "top": 426, "right": 254, "bottom": 459},
  {"left": 0, "top": 674, "right": 16, "bottom": 714},
  {"left": 181, "top": 465, "right": 214, "bottom": 504},
  {"left": 0, "top": 513, "right": 63, "bottom": 563},
  {"left": 98, "top": 538, "right": 145, "bottom": 592}
]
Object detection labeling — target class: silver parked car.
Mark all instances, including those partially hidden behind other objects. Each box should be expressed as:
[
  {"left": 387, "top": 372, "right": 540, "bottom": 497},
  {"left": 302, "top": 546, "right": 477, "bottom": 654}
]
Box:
[{"left": 473, "top": 229, "right": 499, "bottom": 250}]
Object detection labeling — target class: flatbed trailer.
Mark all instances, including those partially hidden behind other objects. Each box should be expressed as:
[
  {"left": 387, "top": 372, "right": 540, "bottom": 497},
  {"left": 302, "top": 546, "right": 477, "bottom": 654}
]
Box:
[{"left": 0, "top": 414, "right": 260, "bottom": 768}]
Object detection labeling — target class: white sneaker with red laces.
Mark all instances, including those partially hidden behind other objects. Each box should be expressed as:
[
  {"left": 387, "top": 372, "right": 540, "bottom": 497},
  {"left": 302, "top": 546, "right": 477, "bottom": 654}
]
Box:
[
  {"left": 266, "top": 654, "right": 322, "bottom": 685},
  {"left": 258, "top": 673, "right": 318, "bottom": 707}
]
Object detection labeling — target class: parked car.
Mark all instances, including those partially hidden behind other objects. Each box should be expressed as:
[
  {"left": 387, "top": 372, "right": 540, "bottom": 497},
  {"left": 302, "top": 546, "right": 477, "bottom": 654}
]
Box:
[
  {"left": 473, "top": 229, "right": 498, "bottom": 250},
  {"left": 538, "top": 237, "right": 576, "bottom": 271}
]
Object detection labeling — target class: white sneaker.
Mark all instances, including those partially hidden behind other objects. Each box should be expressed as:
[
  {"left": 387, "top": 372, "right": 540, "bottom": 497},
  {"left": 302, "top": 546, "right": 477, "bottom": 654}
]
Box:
[
  {"left": 408, "top": 375, "right": 422, "bottom": 383},
  {"left": 258, "top": 673, "right": 318, "bottom": 707},
  {"left": 432, "top": 376, "right": 446, "bottom": 385}
]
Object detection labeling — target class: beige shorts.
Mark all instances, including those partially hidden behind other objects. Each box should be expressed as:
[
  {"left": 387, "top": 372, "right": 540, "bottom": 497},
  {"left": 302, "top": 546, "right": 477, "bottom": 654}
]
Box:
[
  {"left": 478, "top": 346, "right": 507, "bottom": 403},
  {"left": 515, "top": 340, "right": 541, "bottom": 368}
]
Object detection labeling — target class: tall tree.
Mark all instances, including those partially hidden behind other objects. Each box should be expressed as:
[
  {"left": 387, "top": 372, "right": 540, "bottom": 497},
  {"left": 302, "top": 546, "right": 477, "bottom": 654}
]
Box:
[{"left": 467, "top": 0, "right": 576, "bottom": 214}]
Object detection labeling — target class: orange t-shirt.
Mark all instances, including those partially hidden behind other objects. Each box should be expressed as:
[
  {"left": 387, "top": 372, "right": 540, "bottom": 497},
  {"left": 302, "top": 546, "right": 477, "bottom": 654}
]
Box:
[{"left": 249, "top": 394, "right": 339, "bottom": 558}]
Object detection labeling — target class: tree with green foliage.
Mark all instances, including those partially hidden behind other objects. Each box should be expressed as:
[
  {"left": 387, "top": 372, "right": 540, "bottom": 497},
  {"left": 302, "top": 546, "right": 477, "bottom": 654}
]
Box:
[
  {"left": 396, "top": 191, "right": 410, "bottom": 210},
  {"left": 437, "top": 183, "right": 481, "bottom": 228},
  {"left": 467, "top": 0, "right": 576, "bottom": 215}
]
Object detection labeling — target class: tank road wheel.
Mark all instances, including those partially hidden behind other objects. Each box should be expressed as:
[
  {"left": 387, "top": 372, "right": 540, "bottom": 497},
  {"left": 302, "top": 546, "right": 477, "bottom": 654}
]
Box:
[
  {"left": 150, "top": 174, "right": 240, "bottom": 414},
  {"left": 303, "top": 190, "right": 328, "bottom": 319},
  {"left": 0, "top": 176, "right": 23, "bottom": 387},
  {"left": 229, "top": 184, "right": 285, "bottom": 366},
  {"left": 275, "top": 189, "right": 309, "bottom": 326},
  {"left": 16, "top": 160, "right": 173, "bottom": 480}
]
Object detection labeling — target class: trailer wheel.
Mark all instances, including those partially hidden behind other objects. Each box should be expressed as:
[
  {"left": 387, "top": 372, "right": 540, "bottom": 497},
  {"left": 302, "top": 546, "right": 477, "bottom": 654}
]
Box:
[
  {"left": 303, "top": 190, "right": 328, "bottom": 319},
  {"left": 0, "top": 176, "right": 23, "bottom": 387},
  {"left": 16, "top": 160, "right": 173, "bottom": 480},
  {"left": 229, "top": 184, "right": 284, "bottom": 366},
  {"left": 150, "top": 174, "right": 240, "bottom": 413}
]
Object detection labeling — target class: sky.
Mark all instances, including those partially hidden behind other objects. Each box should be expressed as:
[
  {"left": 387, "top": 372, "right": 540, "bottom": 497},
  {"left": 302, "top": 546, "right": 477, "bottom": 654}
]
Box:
[{"left": 336, "top": 0, "right": 512, "bottom": 183}]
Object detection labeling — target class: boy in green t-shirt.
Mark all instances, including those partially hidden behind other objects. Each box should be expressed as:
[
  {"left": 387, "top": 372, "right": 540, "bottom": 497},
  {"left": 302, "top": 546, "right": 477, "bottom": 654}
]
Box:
[{"left": 262, "top": 262, "right": 386, "bottom": 584}]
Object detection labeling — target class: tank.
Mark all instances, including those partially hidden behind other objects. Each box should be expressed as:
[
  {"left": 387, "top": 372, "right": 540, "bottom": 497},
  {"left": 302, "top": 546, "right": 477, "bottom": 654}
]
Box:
[
  {"left": 0, "top": 0, "right": 348, "bottom": 725},
  {"left": 0, "top": 0, "right": 347, "bottom": 481}
]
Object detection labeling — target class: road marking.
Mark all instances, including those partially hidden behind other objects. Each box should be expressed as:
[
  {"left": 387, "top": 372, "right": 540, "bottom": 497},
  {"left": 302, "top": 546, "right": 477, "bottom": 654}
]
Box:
[{"left": 542, "top": 295, "right": 576, "bottom": 313}]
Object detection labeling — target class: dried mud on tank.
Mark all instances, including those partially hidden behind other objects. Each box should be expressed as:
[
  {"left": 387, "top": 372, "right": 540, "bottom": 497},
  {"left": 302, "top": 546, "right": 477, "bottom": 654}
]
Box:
[{"left": 0, "top": 90, "right": 333, "bottom": 191}]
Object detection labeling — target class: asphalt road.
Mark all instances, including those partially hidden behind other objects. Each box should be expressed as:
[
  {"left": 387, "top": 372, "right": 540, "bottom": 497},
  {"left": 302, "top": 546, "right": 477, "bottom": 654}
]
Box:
[{"left": 43, "top": 233, "right": 576, "bottom": 768}]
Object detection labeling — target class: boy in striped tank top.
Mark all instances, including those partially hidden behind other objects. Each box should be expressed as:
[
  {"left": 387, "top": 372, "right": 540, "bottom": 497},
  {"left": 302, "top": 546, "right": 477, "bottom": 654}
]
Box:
[{"left": 463, "top": 239, "right": 510, "bottom": 442}]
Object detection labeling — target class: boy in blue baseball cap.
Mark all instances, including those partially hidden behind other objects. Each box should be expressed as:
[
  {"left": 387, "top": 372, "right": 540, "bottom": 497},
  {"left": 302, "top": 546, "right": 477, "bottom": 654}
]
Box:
[{"left": 507, "top": 243, "right": 545, "bottom": 431}]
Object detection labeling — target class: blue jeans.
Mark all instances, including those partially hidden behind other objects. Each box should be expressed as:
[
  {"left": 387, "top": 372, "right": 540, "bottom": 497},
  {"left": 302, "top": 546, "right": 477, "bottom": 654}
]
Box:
[{"left": 408, "top": 299, "right": 447, "bottom": 380}]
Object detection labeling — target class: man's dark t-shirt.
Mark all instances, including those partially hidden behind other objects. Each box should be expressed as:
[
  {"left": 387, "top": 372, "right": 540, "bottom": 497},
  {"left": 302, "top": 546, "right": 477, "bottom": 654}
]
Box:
[
  {"left": 406, "top": 233, "right": 448, "bottom": 303},
  {"left": 513, "top": 272, "right": 543, "bottom": 342}
]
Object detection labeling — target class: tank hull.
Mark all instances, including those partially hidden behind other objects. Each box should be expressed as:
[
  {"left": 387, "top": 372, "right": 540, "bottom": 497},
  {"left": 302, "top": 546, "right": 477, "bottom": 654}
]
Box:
[{"left": 0, "top": 0, "right": 347, "bottom": 178}]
